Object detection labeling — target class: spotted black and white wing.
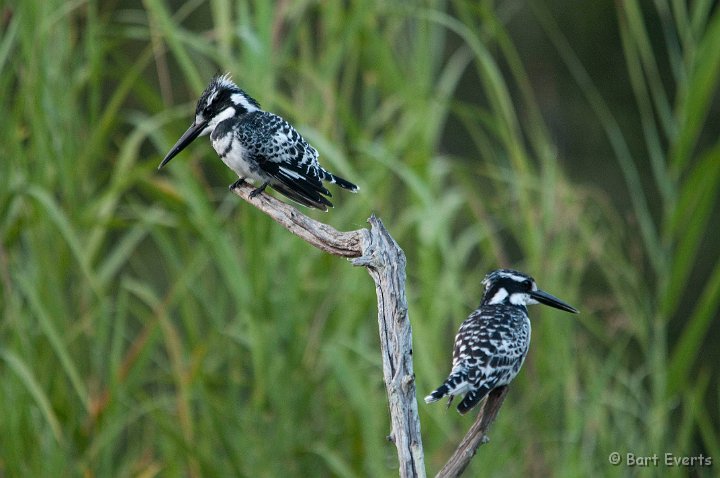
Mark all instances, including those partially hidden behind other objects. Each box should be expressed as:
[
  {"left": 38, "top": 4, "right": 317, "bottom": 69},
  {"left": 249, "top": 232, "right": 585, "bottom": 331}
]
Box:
[
  {"left": 425, "top": 305, "right": 531, "bottom": 414},
  {"left": 221, "top": 111, "right": 357, "bottom": 210}
]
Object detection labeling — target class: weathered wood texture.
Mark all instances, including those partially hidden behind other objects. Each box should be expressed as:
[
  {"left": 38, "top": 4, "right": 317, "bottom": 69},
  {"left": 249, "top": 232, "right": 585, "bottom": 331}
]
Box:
[
  {"left": 230, "top": 183, "right": 426, "bottom": 478},
  {"left": 352, "top": 215, "right": 427, "bottom": 478}
]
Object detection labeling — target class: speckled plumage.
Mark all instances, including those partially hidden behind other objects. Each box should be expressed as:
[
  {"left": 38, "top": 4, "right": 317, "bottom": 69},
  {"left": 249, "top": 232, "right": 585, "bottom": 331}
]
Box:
[
  {"left": 425, "top": 269, "right": 578, "bottom": 414},
  {"left": 439, "top": 304, "right": 531, "bottom": 414}
]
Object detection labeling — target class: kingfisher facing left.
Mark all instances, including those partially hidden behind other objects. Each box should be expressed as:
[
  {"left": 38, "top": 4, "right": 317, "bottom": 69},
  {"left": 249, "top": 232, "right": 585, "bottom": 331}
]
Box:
[
  {"left": 425, "top": 269, "right": 578, "bottom": 414},
  {"left": 158, "top": 74, "right": 359, "bottom": 211}
]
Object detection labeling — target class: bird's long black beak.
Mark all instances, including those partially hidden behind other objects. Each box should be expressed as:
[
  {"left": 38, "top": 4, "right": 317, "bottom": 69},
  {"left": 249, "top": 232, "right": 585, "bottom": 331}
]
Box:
[
  {"left": 157, "top": 120, "right": 208, "bottom": 170},
  {"left": 530, "top": 289, "right": 579, "bottom": 314}
]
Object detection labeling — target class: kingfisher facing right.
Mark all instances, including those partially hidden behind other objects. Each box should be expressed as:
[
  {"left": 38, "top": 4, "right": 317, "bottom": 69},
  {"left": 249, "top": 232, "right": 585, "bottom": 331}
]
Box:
[
  {"left": 425, "top": 269, "right": 578, "bottom": 414},
  {"left": 158, "top": 74, "right": 358, "bottom": 211}
]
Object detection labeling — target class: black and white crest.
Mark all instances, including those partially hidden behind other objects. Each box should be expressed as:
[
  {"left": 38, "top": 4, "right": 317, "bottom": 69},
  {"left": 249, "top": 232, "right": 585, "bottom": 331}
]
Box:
[
  {"left": 425, "top": 269, "right": 578, "bottom": 414},
  {"left": 159, "top": 74, "right": 359, "bottom": 211}
]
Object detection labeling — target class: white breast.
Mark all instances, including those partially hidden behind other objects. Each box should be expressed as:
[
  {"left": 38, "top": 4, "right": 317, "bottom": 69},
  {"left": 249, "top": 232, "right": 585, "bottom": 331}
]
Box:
[{"left": 211, "top": 134, "right": 263, "bottom": 182}]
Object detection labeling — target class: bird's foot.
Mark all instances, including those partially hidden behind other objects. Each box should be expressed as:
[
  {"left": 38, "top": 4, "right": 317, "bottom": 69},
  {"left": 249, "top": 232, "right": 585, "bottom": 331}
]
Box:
[
  {"left": 249, "top": 182, "right": 269, "bottom": 199},
  {"left": 228, "top": 178, "right": 247, "bottom": 190}
]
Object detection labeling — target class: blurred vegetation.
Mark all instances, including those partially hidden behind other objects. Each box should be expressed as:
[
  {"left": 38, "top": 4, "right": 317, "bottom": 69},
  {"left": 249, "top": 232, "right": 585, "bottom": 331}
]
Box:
[{"left": 1, "top": 0, "right": 719, "bottom": 476}]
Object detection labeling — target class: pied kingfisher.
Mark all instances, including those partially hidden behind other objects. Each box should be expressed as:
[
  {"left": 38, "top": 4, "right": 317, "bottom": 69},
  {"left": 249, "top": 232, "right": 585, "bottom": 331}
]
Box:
[
  {"left": 425, "top": 269, "right": 578, "bottom": 414},
  {"left": 158, "top": 74, "right": 359, "bottom": 211}
]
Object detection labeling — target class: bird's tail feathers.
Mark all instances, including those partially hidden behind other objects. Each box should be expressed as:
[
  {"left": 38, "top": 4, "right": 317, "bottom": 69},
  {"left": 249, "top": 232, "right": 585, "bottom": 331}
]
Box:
[
  {"left": 426, "top": 372, "right": 494, "bottom": 414},
  {"left": 321, "top": 169, "right": 359, "bottom": 192},
  {"left": 456, "top": 386, "right": 491, "bottom": 415},
  {"left": 424, "top": 371, "right": 467, "bottom": 404},
  {"left": 272, "top": 182, "right": 333, "bottom": 211},
  {"left": 424, "top": 384, "right": 449, "bottom": 404}
]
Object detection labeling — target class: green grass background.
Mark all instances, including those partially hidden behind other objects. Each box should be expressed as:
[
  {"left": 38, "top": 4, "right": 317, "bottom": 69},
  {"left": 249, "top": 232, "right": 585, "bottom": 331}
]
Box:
[{"left": 1, "top": 0, "right": 719, "bottom": 476}]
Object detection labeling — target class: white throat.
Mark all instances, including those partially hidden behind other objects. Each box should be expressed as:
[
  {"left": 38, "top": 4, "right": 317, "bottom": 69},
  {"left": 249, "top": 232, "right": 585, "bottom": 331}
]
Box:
[
  {"left": 509, "top": 292, "right": 532, "bottom": 306},
  {"left": 199, "top": 106, "right": 236, "bottom": 135}
]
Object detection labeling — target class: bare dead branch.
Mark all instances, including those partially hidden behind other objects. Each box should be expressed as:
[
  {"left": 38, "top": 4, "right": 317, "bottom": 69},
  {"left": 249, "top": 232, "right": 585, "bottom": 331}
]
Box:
[
  {"left": 352, "top": 215, "right": 427, "bottom": 478},
  {"left": 435, "top": 386, "right": 509, "bottom": 478},
  {"left": 230, "top": 182, "right": 364, "bottom": 257},
  {"left": 230, "top": 183, "right": 426, "bottom": 478}
]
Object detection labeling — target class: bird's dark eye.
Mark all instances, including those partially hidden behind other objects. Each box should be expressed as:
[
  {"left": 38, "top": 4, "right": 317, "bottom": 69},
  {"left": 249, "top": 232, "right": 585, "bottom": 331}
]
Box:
[{"left": 522, "top": 279, "right": 533, "bottom": 289}]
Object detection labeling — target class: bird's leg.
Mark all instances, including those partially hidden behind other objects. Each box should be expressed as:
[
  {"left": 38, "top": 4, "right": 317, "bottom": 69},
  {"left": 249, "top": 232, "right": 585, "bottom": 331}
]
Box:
[
  {"left": 229, "top": 177, "right": 246, "bottom": 190},
  {"left": 249, "top": 182, "right": 269, "bottom": 198}
]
